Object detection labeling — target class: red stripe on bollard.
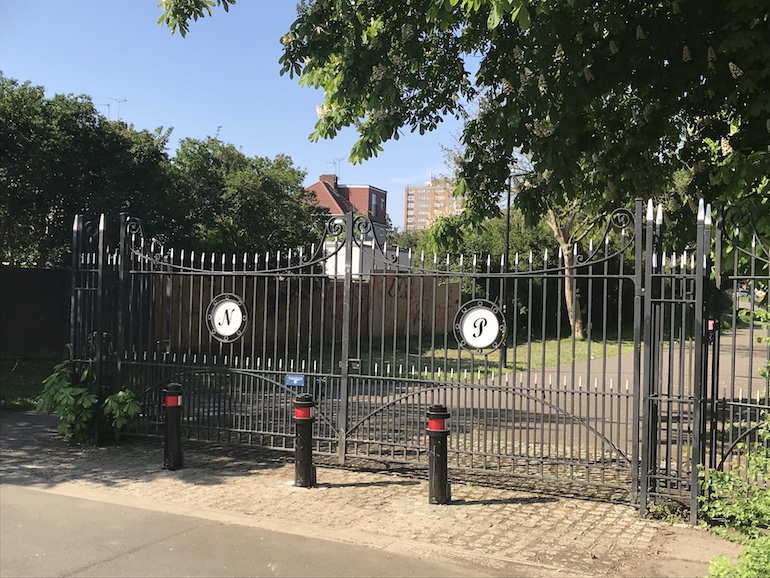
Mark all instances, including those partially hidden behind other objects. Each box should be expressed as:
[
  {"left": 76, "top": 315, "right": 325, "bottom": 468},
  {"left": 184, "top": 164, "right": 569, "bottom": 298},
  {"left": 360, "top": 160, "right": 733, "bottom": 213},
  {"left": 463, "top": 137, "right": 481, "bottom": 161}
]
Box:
[
  {"left": 295, "top": 406, "right": 312, "bottom": 419},
  {"left": 165, "top": 395, "right": 181, "bottom": 407},
  {"left": 428, "top": 417, "right": 445, "bottom": 431}
]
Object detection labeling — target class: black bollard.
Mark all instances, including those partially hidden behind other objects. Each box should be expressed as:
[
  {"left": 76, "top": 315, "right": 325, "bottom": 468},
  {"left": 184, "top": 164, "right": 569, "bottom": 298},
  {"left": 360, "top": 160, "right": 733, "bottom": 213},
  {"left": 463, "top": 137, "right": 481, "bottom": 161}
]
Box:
[
  {"left": 163, "top": 383, "right": 184, "bottom": 470},
  {"left": 294, "top": 393, "right": 316, "bottom": 487},
  {"left": 427, "top": 404, "right": 451, "bottom": 504}
]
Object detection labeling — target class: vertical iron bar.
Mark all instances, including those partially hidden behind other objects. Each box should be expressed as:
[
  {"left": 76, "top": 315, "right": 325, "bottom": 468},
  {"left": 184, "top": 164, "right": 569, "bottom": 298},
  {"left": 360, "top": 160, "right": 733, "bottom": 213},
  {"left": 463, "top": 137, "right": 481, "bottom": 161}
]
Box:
[
  {"left": 94, "top": 214, "right": 107, "bottom": 445},
  {"left": 690, "top": 200, "right": 707, "bottom": 525},
  {"left": 640, "top": 199, "right": 655, "bottom": 515},
  {"left": 338, "top": 212, "right": 354, "bottom": 463}
]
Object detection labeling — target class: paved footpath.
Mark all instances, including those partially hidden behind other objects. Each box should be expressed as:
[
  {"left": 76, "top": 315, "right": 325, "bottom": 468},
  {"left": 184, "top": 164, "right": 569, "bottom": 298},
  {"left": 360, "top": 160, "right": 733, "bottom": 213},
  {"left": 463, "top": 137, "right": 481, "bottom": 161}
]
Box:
[{"left": 1, "top": 411, "right": 740, "bottom": 577}]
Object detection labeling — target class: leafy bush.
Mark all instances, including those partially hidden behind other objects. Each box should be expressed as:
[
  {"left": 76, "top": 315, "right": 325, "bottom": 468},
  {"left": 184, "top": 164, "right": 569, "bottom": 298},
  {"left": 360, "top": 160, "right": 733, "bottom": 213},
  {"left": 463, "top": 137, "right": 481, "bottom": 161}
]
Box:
[
  {"left": 707, "top": 536, "right": 770, "bottom": 578},
  {"left": 700, "top": 413, "right": 770, "bottom": 540},
  {"left": 37, "top": 360, "right": 141, "bottom": 443},
  {"left": 36, "top": 361, "right": 97, "bottom": 442},
  {"left": 103, "top": 390, "right": 142, "bottom": 430}
]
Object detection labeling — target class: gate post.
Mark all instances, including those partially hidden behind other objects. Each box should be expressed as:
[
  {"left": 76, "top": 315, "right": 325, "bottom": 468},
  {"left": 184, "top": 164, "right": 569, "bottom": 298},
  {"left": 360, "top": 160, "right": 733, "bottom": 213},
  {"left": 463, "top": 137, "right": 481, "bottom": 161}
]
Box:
[
  {"left": 337, "top": 212, "right": 354, "bottom": 464},
  {"left": 690, "top": 200, "right": 710, "bottom": 525},
  {"left": 93, "top": 214, "right": 107, "bottom": 445},
  {"left": 631, "top": 198, "right": 644, "bottom": 502},
  {"left": 116, "top": 213, "right": 129, "bottom": 394},
  {"left": 640, "top": 200, "right": 663, "bottom": 516}
]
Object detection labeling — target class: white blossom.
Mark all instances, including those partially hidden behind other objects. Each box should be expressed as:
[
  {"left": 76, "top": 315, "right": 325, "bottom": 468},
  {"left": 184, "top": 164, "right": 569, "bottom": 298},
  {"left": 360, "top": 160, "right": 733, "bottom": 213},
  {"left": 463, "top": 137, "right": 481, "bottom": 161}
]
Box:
[
  {"left": 720, "top": 137, "right": 733, "bottom": 157},
  {"left": 371, "top": 64, "right": 386, "bottom": 82},
  {"left": 554, "top": 44, "right": 565, "bottom": 63},
  {"left": 400, "top": 23, "right": 414, "bottom": 42}
]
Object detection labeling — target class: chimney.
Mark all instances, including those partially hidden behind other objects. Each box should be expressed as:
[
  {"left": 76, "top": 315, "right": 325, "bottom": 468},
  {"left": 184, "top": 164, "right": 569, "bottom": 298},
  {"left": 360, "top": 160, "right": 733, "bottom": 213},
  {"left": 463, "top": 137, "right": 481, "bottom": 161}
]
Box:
[{"left": 320, "top": 174, "right": 338, "bottom": 188}]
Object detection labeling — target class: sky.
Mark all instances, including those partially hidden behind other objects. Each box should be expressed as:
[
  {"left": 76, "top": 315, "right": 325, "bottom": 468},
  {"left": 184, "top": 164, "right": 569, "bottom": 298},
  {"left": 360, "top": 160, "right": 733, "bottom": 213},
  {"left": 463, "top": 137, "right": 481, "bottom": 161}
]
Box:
[{"left": 0, "top": 0, "right": 464, "bottom": 230}]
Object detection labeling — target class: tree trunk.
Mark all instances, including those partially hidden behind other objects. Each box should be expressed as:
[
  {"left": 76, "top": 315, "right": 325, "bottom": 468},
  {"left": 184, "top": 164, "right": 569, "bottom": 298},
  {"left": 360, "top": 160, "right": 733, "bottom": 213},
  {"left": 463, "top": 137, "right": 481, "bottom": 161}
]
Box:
[
  {"left": 545, "top": 209, "right": 585, "bottom": 340},
  {"left": 562, "top": 244, "right": 585, "bottom": 340}
]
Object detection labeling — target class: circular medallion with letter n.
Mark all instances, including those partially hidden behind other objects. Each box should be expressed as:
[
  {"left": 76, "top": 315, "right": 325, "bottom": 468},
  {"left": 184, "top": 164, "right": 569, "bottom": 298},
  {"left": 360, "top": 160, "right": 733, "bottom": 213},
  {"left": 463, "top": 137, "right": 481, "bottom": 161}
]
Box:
[{"left": 206, "top": 293, "right": 247, "bottom": 343}]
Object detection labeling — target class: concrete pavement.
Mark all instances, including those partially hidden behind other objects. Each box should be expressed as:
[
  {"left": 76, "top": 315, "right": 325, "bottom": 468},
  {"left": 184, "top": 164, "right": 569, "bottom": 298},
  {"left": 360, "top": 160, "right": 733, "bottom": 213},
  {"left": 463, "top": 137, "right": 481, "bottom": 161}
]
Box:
[
  {"left": 1, "top": 484, "right": 486, "bottom": 577},
  {"left": 0, "top": 411, "right": 741, "bottom": 577}
]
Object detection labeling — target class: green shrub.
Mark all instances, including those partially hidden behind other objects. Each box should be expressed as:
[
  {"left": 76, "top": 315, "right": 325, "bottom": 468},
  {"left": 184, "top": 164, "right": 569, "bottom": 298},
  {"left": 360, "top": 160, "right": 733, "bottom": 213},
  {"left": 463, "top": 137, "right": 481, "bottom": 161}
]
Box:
[
  {"left": 36, "top": 361, "right": 97, "bottom": 442},
  {"left": 699, "top": 413, "right": 770, "bottom": 540},
  {"left": 707, "top": 536, "right": 770, "bottom": 578},
  {"left": 103, "top": 390, "right": 141, "bottom": 430},
  {"left": 37, "top": 360, "right": 141, "bottom": 443}
]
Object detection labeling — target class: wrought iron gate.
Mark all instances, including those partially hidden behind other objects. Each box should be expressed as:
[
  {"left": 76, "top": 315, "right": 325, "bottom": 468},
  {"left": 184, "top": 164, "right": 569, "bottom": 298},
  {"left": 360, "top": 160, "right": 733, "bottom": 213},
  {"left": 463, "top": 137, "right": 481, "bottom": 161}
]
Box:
[{"left": 70, "top": 198, "right": 769, "bottom": 517}]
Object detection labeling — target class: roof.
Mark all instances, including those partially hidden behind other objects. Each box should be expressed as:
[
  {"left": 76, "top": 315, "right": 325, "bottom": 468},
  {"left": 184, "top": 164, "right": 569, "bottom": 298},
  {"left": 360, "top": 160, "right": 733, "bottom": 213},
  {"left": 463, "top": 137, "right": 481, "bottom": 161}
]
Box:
[{"left": 306, "top": 180, "right": 357, "bottom": 215}]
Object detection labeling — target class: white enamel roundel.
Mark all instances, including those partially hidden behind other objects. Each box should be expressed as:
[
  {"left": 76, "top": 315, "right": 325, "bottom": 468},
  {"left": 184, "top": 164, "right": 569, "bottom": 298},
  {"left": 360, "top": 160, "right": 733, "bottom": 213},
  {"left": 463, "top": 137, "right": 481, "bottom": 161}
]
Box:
[
  {"left": 454, "top": 299, "right": 506, "bottom": 353},
  {"left": 206, "top": 293, "right": 247, "bottom": 343}
]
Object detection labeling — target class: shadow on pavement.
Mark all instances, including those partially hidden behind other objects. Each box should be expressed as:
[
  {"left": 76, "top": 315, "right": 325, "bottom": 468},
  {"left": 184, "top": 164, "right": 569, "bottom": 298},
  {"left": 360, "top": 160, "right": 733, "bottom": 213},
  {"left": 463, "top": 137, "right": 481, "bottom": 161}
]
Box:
[{"left": 0, "top": 410, "right": 289, "bottom": 489}]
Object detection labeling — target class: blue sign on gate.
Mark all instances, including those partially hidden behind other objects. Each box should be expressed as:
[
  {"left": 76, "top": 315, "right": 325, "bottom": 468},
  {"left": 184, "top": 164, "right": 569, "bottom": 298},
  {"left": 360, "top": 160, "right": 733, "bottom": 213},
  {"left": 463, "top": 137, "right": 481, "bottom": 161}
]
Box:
[{"left": 286, "top": 373, "right": 305, "bottom": 387}]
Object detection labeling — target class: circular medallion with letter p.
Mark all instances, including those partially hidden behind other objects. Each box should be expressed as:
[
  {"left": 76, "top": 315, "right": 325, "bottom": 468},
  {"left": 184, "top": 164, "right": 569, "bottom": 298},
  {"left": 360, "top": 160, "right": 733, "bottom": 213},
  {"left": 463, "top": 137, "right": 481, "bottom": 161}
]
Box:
[{"left": 454, "top": 299, "right": 506, "bottom": 354}]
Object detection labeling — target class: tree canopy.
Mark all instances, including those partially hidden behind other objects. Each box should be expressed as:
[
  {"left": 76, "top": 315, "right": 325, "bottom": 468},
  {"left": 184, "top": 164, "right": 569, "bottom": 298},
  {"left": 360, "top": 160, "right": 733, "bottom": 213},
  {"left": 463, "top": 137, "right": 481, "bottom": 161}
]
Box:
[
  {"left": 157, "top": 1, "right": 769, "bottom": 230},
  {"left": 1, "top": 74, "right": 328, "bottom": 266},
  {"left": 171, "top": 137, "right": 329, "bottom": 254},
  {"left": 275, "top": 0, "right": 769, "bottom": 233},
  {"left": 1, "top": 74, "right": 176, "bottom": 265}
]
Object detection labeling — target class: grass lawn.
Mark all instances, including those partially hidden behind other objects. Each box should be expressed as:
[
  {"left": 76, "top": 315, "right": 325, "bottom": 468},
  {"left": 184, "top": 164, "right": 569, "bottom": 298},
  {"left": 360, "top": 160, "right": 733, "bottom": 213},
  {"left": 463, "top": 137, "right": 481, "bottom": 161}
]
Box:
[
  {"left": 0, "top": 357, "right": 59, "bottom": 410},
  {"left": 0, "top": 335, "right": 639, "bottom": 405},
  {"left": 339, "top": 335, "right": 637, "bottom": 378}
]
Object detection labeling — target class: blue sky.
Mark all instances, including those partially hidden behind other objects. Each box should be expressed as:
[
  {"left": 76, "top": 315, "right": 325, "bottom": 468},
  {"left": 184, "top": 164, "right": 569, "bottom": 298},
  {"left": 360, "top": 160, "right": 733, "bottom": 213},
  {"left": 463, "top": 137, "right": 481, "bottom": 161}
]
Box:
[{"left": 0, "top": 1, "right": 463, "bottom": 230}]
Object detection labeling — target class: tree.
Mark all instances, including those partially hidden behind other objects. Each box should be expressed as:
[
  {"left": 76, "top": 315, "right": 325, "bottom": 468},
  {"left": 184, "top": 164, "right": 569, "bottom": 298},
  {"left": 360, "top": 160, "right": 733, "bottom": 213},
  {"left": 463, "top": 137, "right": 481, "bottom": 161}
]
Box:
[
  {"left": 160, "top": 0, "right": 769, "bottom": 305},
  {"left": 170, "top": 136, "right": 329, "bottom": 254},
  {"left": 0, "top": 74, "right": 175, "bottom": 266},
  {"left": 158, "top": 0, "right": 769, "bottom": 224}
]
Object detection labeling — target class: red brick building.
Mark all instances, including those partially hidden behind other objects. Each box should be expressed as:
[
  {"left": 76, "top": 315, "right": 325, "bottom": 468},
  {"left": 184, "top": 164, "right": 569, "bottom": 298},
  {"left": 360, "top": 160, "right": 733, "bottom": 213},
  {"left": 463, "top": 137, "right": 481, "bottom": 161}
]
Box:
[{"left": 306, "top": 174, "right": 388, "bottom": 242}]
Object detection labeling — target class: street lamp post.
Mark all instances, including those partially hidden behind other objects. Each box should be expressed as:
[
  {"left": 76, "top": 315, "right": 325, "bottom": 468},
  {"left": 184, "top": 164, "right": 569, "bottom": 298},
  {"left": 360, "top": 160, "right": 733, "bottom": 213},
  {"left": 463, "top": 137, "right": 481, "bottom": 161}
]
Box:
[{"left": 501, "top": 173, "right": 513, "bottom": 368}]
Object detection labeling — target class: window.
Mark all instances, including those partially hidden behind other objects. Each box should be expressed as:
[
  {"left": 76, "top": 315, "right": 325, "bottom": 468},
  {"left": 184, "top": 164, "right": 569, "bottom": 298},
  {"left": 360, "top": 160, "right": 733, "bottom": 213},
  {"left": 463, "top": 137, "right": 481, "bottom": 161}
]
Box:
[{"left": 370, "top": 195, "right": 377, "bottom": 216}]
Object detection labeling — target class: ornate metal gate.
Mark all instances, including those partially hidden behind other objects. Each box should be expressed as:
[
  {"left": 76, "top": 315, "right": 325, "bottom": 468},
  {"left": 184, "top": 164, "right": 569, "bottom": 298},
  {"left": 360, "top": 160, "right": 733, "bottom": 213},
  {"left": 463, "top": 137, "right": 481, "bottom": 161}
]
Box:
[{"left": 69, "top": 198, "right": 769, "bottom": 516}]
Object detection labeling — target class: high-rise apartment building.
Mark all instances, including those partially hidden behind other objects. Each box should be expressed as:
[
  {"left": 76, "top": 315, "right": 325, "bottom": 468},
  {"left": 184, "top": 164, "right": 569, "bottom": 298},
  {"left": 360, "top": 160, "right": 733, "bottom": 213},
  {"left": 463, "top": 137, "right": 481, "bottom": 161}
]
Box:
[{"left": 403, "top": 177, "right": 463, "bottom": 231}]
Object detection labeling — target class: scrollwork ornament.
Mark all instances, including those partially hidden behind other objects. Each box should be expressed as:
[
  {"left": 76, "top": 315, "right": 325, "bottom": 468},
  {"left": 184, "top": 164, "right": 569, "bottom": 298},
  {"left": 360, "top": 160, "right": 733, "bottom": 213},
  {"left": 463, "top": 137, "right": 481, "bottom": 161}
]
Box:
[
  {"left": 724, "top": 205, "right": 752, "bottom": 231},
  {"left": 324, "top": 216, "right": 345, "bottom": 239},
  {"left": 82, "top": 219, "right": 99, "bottom": 240},
  {"left": 125, "top": 216, "right": 145, "bottom": 250},
  {"left": 609, "top": 208, "right": 634, "bottom": 231},
  {"left": 352, "top": 215, "right": 373, "bottom": 245}
]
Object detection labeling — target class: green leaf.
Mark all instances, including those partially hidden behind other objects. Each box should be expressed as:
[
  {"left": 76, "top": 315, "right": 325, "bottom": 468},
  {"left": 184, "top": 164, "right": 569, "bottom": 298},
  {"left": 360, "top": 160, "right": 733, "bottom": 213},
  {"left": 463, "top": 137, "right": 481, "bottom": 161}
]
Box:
[{"left": 517, "top": 5, "right": 530, "bottom": 29}]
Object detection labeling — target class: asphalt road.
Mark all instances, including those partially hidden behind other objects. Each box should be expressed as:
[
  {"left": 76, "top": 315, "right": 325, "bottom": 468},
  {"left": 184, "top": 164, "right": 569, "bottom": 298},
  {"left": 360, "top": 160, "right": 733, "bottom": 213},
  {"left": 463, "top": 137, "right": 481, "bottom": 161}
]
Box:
[{"left": 0, "top": 484, "right": 482, "bottom": 578}]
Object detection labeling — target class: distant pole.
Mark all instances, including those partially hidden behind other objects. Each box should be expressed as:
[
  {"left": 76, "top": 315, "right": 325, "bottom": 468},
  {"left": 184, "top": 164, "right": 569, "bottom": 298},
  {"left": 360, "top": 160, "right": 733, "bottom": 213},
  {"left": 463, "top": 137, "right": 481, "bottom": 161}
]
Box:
[{"left": 502, "top": 173, "right": 513, "bottom": 368}]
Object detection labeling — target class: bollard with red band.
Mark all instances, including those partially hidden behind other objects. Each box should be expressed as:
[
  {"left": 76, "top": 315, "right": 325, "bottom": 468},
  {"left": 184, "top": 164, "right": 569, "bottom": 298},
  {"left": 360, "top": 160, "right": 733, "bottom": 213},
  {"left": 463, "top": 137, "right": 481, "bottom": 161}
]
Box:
[
  {"left": 427, "top": 404, "right": 451, "bottom": 504},
  {"left": 163, "top": 383, "right": 184, "bottom": 470},
  {"left": 294, "top": 393, "right": 316, "bottom": 487}
]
